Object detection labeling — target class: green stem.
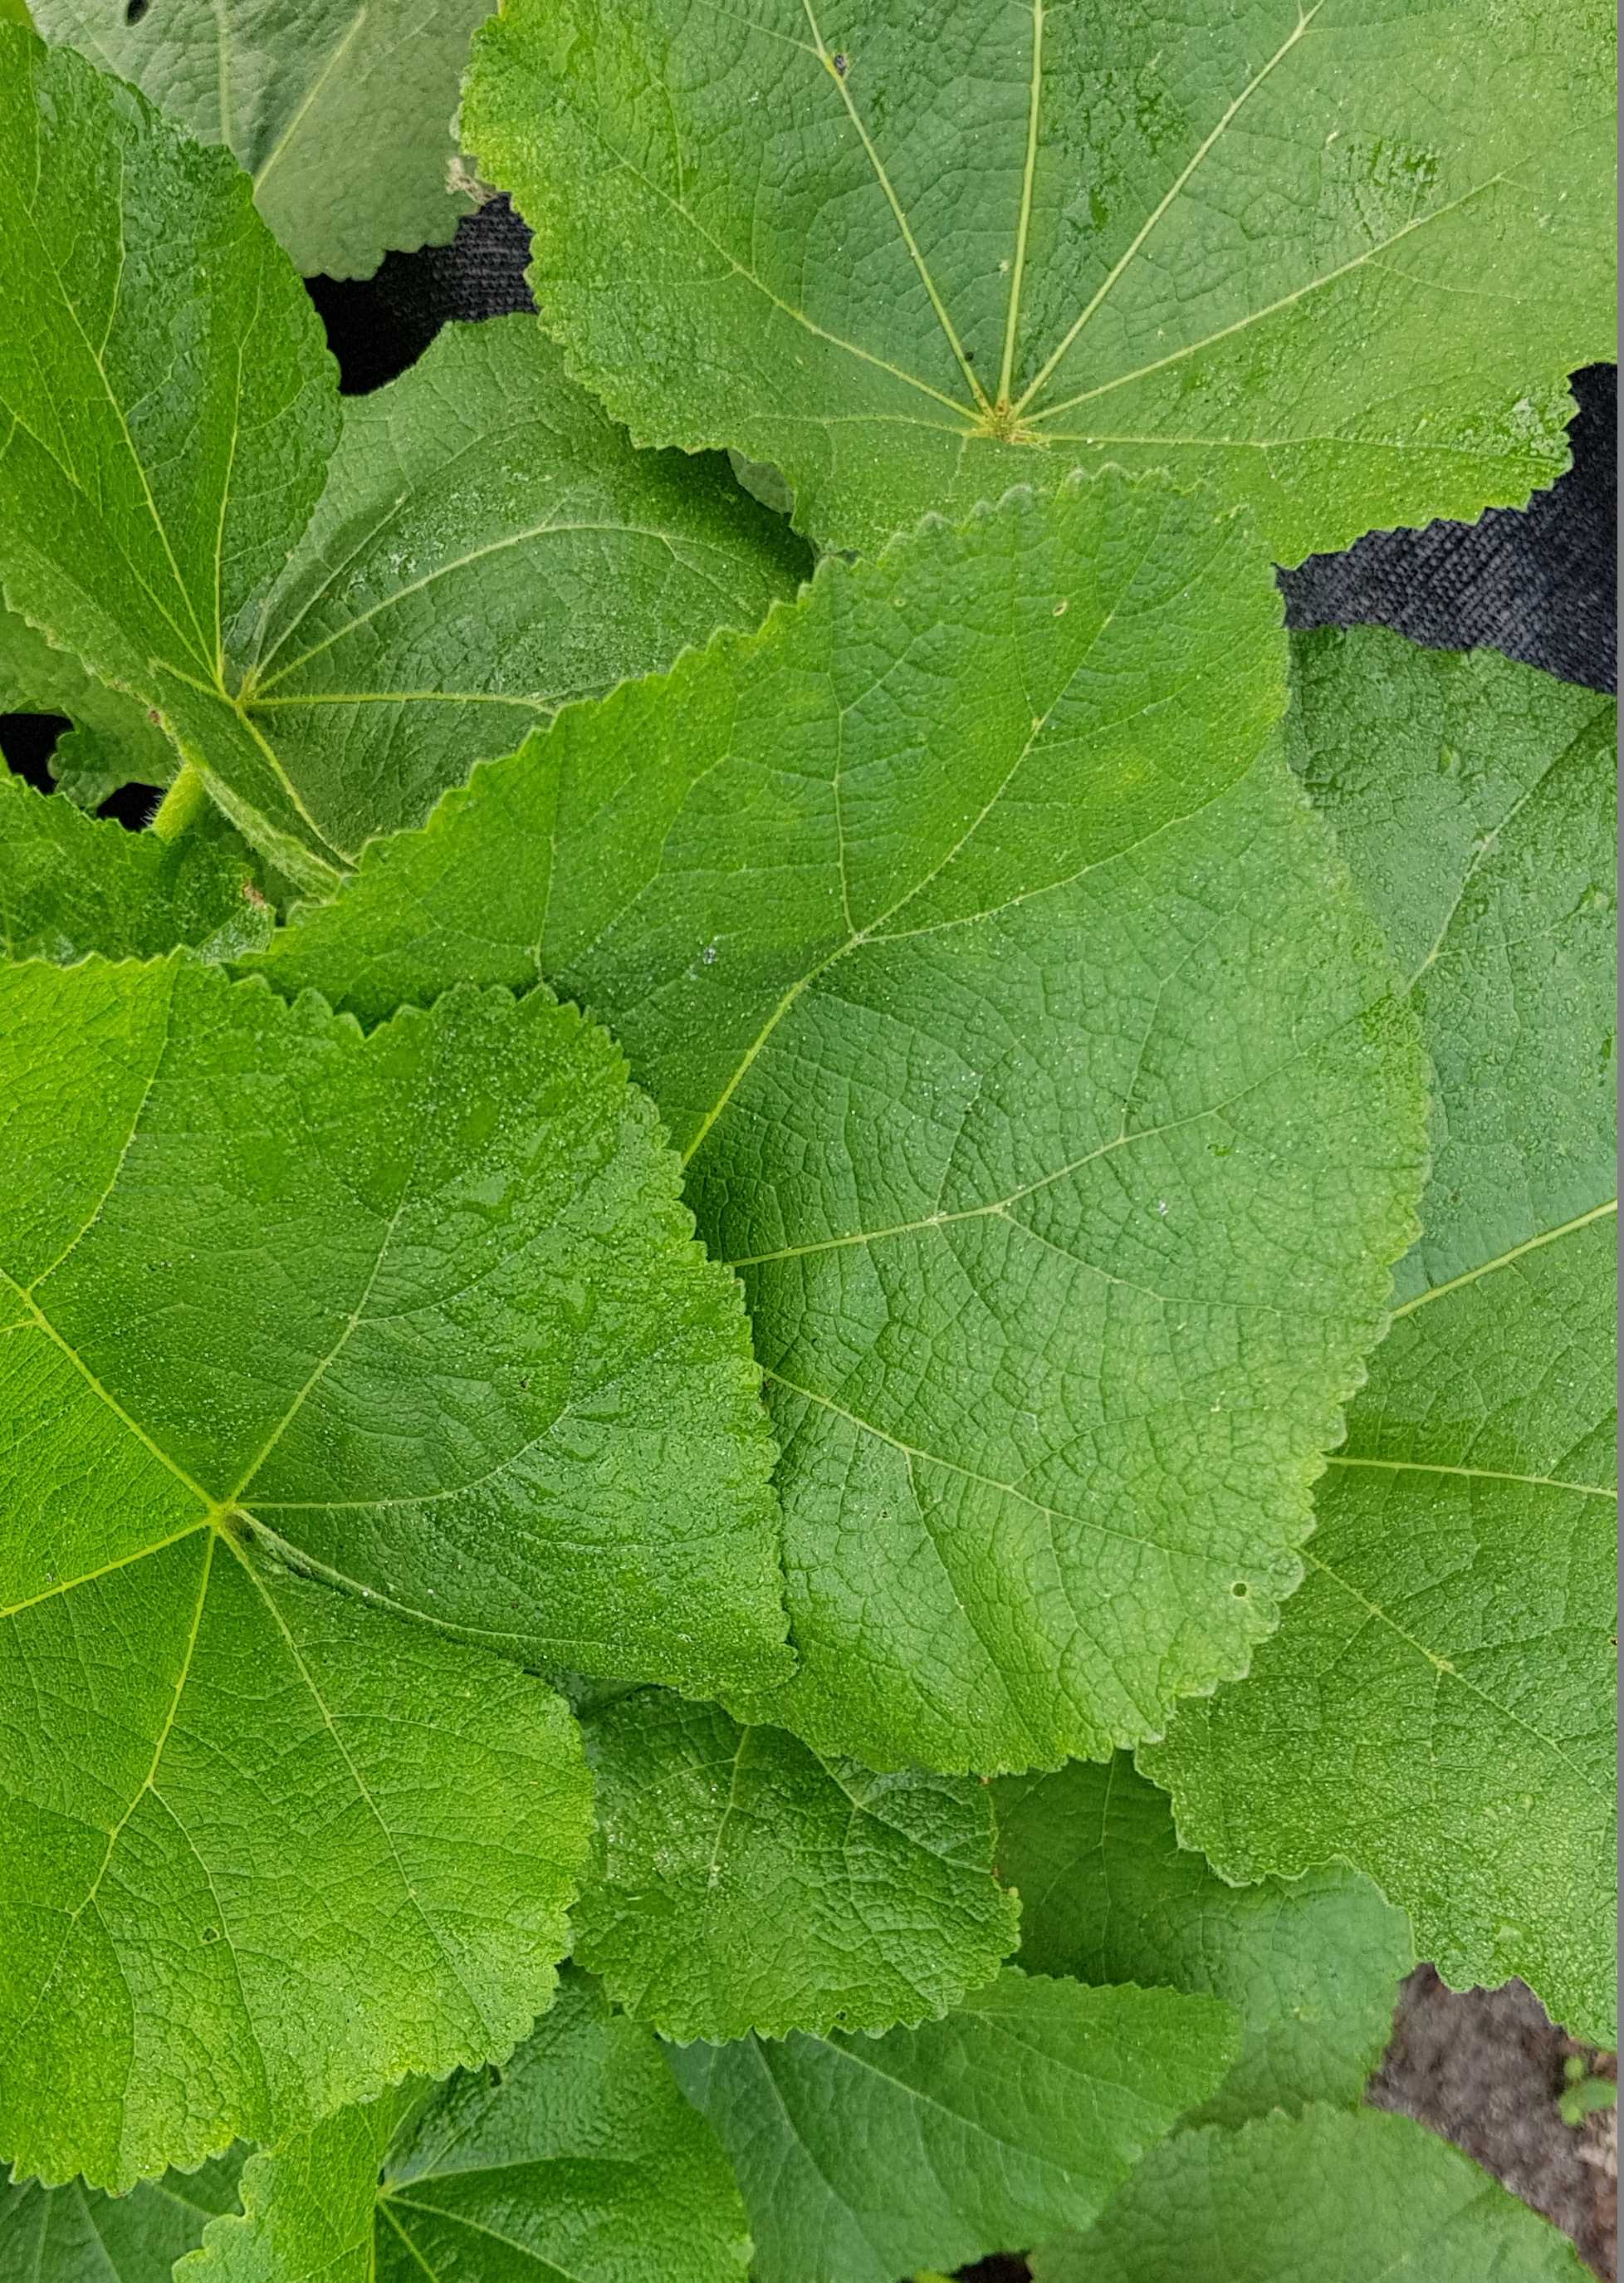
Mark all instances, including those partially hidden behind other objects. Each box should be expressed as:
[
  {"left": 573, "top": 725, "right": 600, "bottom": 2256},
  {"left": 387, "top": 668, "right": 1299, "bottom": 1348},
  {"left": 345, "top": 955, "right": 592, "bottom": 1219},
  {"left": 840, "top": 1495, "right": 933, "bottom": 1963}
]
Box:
[{"left": 149, "top": 761, "right": 209, "bottom": 842}]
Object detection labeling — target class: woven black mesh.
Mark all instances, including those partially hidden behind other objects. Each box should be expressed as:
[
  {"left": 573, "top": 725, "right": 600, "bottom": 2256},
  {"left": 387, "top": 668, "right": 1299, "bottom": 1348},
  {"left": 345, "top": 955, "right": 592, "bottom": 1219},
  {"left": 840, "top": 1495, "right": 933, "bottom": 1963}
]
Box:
[
  {"left": 311, "top": 198, "right": 1616, "bottom": 695},
  {"left": 3, "top": 199, "right": 1614, "bottom": 830}
]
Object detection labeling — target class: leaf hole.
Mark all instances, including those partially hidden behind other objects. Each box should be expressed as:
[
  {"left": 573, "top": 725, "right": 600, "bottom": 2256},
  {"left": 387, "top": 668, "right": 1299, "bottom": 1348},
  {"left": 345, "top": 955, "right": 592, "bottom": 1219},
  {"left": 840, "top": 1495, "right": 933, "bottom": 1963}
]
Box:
[
  {"left": 125, "top": 0, "right": 150, "bottom": 23},
  {"left": 1230, "top": 1580, "right": 1250, "bottom": 1597}
]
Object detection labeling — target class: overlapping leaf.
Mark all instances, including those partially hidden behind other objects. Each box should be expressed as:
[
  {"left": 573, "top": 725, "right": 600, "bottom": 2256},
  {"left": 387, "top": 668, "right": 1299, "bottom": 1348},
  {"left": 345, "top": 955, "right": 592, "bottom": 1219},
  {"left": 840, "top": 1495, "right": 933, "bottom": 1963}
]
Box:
[
  {"left": 669, "top": 1969, "right": 1238, "bottom": 2283},
  {"left": 180, "top": 1976, "right": 752, "bottom": 2283},
  {"left": 35, "top": 0, "right": 488, "bottom": 277},
  {"left": 0, "top": 2152, "right": 244, "bottom": 2283},
  {"left": 462, "top": 0, "right": 1615, "bottom": 561},
  {"left": 993, "top": 1756, "right": 1411, "bottom": 2125},
  {"left": 574, "top": 1688, "right": 1020, "bottom": 2040},
  {"left": 0, "top": 32, "right": 805, "bottom": 884},
  {"left": 1033, "top": 2104, "right": 1587, "bottom": 2281},
  {"left": 0, "top": 771, "right": 269, "bottom": 963},
  {"left": 252, "top": 475, "right": 1429, "bottom": 1772},
  {"left": 0, "top": 952, "right": 793, "bottom": 2187},
  {"left": 1144, "top": 630, "right": 1617, "bottom": 2044},
  {"left": 0, "top": 606, "right": 177, "bottom": 808}
]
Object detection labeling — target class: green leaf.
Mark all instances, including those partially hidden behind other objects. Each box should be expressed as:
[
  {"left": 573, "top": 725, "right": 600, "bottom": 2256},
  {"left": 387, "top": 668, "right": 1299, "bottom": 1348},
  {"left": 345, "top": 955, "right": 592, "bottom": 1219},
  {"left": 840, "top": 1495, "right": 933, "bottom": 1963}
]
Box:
[
  {"left": 0, "top": 604, "right": 178, "bottom": 809},
  {"left": 251, "top": 476, "right": 1430, "bottom": 1774},
  {"left": 236, "top": 315, "right": 807, "bottom": 853},
  {"left": 0, "top": 772, "right": 270, "bottom": 963},
  {"left": 1, "top": 2153, "right": 244, "bottom": 2283},
  {"left": 0, "top": 953, "right": 792, "bottom": 2188},
  {"left": 461, "top": 0, "right": 1616, "bottom": 561},
  {"left": 668, "top": 1968, "right": 1240, "bottom": 2283},
  {"left": 180, "top": 1975, "right": 751, "bottom": 2283},
  {"left": 573, "top": 1688, "right": 1020, "bottom": 2040},
  {"left": 992, "top": 1755, "right": 1411, "bottom": 2126},
  {"left": 1143, "top": 630, "right": 1618, "bottom": 2045},
  {"left": 33, "top": 0, "right": 487, "bottom": 278},
  {"left": 0, "top": 33, "right": 805, "bottom": 883},
  {"left": 1031, "top": 2104, "right": 1588, "bottom": 2281}
]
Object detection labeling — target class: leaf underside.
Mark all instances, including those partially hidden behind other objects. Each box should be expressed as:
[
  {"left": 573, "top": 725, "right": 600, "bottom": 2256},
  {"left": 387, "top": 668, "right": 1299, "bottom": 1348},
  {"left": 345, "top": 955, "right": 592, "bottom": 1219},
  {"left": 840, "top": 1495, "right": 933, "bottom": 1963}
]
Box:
[
  {"left": 1144, "top": 630, "right": 1618, "bottom": 2046},
  {"left": 462, "top": 0, "right": 1616, "bottom": 560},
  {"left": 33, "top": 0, "right": 488, "bottom": 278},
  {"left": 254, "top": 474, "right": 1431, "bottom": 1773}
]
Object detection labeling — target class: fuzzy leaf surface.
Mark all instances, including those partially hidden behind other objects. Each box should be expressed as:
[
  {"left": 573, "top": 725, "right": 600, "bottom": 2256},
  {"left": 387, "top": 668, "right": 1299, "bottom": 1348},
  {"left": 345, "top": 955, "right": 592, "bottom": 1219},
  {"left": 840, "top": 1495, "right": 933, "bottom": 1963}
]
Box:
[
  {"left": 462, "top": 0, "right": 1615, "bottom": 561},
  {"left": 0, "top": 37, "right": 805, "bottom": 882},
  {"left": 992, "top": 1755, "right": 1411, "bottom": 2125},
  {"left": 0, "top": 953, "right": 790, "bottom": 2186},
  {"left": 1144, "top": 630, "right": 1618, "bottom": 2044},
  {"left": 252, "top": 476, "right": 1429, "bottom": 1773},
  {"left": 574, "top": 1687, "right": 1020, "bottom": 2040},
  {"left": 181, "top": 1975, "right": 751, "bottom": 2283},
  {"left": 34, "top": 0, "right": 488, "bottom": 277},
  {"left": 668, "top": 1969, "right": 1239, "bottom": 2283},
  {"left": 0, "top": 772, "right": 269, "bottom": 963},
  {"left": 1033, "top": 2104, "right": 1587, "bottom": 2281},
  {"left": 0, "top": 2153, "right": 244, "bottom": 2283}
]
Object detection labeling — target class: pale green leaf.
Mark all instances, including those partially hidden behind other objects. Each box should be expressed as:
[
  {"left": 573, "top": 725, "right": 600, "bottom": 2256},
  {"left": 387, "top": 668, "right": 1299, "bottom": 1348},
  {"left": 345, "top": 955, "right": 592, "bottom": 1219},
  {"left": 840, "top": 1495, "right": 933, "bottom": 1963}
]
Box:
[
  {"left": 461, "top": 0, "right": 1616, "bottom": 561},
  {"left": 573, "top": 1688, "right": 1020, "bottom": 2040},
  {"left": 0, "top": 772, "right": 271, "bottom": 963},
  {"left": 250, "top": 476, "right": 1430, "bottom": 1774},
  {"left": 1143, "top": 630, "right": 1617, "bottom": 2045},
  {"left": 1032, "top": 2104, "right": 1587, "bottom": 2281},
  {"left": 182, "top": 1974, "right": 752, "bottom": 2283},
  {"left": 0, "top": 952, "right": 790, "bottom": 2187},
  {"left": 0, "top": 35, "right": 805, "bottom": 883},
  {"left": 992, "top": 1755, "right": 1411, "bottom": 2126},
  {"left": 0, "top": 2153, "right": 244, "bottom": 2283},
  {"left": 668, "top": 1968, "right": 1239, "bottom": 2283},
  {"left": 34, "top": 0, "right": 487, "bottom": 278}
]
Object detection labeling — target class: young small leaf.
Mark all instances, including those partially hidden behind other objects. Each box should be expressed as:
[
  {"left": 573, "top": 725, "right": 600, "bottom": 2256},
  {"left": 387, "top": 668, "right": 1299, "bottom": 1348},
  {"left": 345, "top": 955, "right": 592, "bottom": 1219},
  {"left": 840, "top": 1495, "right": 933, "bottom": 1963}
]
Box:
[
  {"left": 0, "top": 2152, "right": 244, "bottom": 2283},
  {"left": 1144, "top": 630, "right": 1618, "bottom": 2046},
  {"left": 252, "top": 477, "right": 1430, "bottom": 1775},
  {"left": 0, "top": 605, "right": 177, "bottom": 809},
  {"left": 574, "top": 1688, "right": 1020, "bottom": 2040},
  {"left": 0, "top": 772, "right": 269, "bottom": 963},
  {"left": 180, "top": 1975, "right": 752, "bottom": 2283},
  {"left": 1032, "top": 2104, "right": 1588, "bottom": 2281},
  {"left": 668, "top": 1969, "right": 1240, "bottom": 2283},
  {"left": 992, "top": 1755, "right": 1411, "bottom": 2125},
  {"left": 462, "top": 0, "right": 1616, "bottom": 560},
  {"left": 0, "top": 953, "right": 788, "bottom": 2187},
  {"left": 0, "top": 36, "right": 805, "bottom": 881},
  {"left": 34, "top": 0, "right": 490, "bottom": 278}
]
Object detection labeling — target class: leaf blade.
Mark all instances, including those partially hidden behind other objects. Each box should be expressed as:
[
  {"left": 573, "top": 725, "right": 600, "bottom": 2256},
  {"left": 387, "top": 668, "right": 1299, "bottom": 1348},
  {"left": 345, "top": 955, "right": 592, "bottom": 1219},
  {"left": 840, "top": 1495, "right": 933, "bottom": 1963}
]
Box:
[
  {"left": 574, "top": 1688, "right": 1020, "bottom": 2040},
  {"left": 669, "top": 1969, "right": 1240, "bottom": 2283},
  {"left": 1031, "top": 2104, "right": 1589, "bottom": 2281},
  {"left": 461, "top": 0, "right": 1617, "bottom": 558},
  {"left": 1142, "top": 630, "right": 1618, "bottom": 2045},
  {"left": 250, "top": 477, "right": 1431, "bottom": 1773}
]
